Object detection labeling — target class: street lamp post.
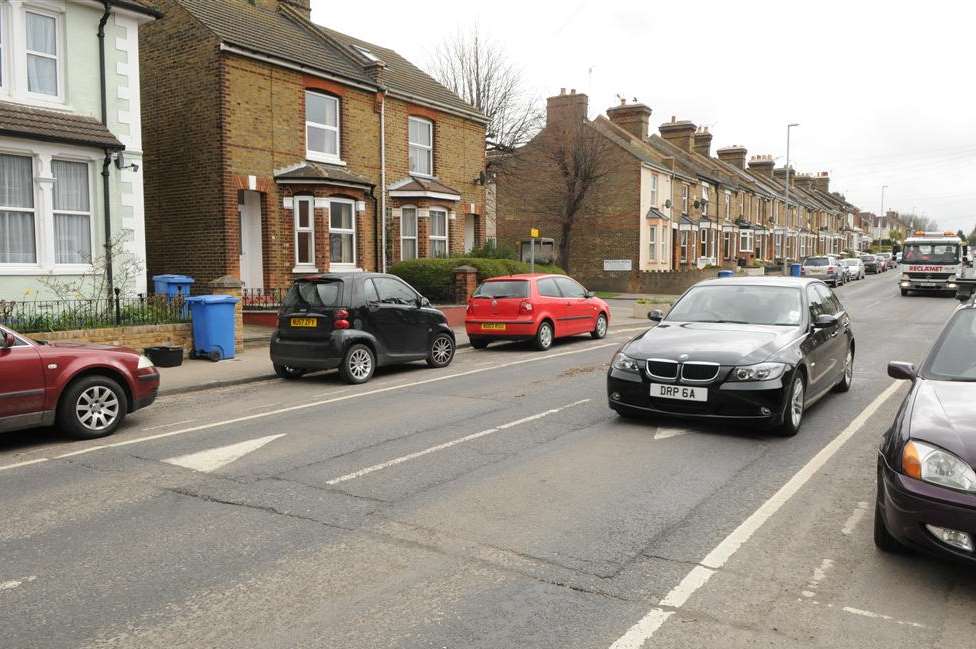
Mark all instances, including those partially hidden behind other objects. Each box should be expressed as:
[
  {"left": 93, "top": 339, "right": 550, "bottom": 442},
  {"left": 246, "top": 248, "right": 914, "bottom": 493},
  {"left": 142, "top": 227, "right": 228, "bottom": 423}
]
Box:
[
  {"left": 881, "top": 185, "right": 888, "bottom": 243},
  {"left": 784, "top": 123, "right": 799, "bottom": 274}
]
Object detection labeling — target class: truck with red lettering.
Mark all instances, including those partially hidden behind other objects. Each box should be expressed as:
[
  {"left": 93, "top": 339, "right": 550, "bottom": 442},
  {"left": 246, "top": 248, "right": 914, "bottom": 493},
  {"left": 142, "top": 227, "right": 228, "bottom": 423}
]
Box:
[{"left": 899, "top": 231, "right": 962, "bottom": 297}]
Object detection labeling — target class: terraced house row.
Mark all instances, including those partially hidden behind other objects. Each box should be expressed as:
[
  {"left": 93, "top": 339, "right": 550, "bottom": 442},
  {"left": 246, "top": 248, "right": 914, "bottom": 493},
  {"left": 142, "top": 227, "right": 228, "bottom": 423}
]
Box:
[{"left": 495, "top": 91, "right": 871, "bottom": 289}]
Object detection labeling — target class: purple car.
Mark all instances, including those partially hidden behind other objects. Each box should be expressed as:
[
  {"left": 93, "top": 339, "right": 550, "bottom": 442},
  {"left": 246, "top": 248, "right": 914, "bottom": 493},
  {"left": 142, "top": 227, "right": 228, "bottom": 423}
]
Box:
[{"left": 876, "top": 301, "right": 976, "bottom": 562}]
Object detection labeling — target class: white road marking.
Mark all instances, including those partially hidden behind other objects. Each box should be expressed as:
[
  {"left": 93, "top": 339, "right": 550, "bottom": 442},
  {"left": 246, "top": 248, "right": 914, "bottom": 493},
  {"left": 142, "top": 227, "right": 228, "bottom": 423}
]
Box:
[
  {"left": 801, "top": 558, "right": 835, "bottom": 598},
  {"left": 140, "top": 419, "right": 196, "bottom": 432},
  {"left": 608, "top": 380, "right": 903, "bottom": 649},
  {"left": 841, "top": 606, "right": 927, "bottom": 629},
  {"left": 653, "top": 427, "right": 688, "bottom": 440},
  {"left": 0, "top": 341, "right": 618, "bottom": 473},
  {"left": 0, "top": 575, "right": 36, "bottom": 592},
  {"left": 163, "top": 434, "right": 286, "bottom": 473},
  {"left": 841, "top": 501, "right": 869, "bottom": 536},
  {"left": 325, "top": 399, "right": 590, "bottom": 486}
]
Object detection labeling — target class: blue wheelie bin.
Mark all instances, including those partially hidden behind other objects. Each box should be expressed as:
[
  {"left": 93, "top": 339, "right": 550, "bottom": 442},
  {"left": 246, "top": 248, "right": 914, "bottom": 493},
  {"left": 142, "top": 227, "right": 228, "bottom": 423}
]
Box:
[
  {"left": 790, "top": 263, "right": 802, "bottom": 277},
  {"left": 152, "top": 274, "right": 195, "bottom": 299},
  {"left": 717, "top": 269, "right": 735, "bottom": 278},
  {"left": 186, "top": 295, "right": 239, "bottom": 361}
]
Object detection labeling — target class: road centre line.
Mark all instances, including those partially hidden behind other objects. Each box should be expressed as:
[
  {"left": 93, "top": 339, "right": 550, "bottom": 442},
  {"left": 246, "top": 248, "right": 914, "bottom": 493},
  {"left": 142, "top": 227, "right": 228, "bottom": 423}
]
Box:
[
  {"left": 325, "top": 399, "right": 590, "bottom": 485},
  {"left": 608, "top": 379, "right": 903, "bottom": 649},
  {"left": 0, "top": 340, "right": 620, "bottom": 473}
]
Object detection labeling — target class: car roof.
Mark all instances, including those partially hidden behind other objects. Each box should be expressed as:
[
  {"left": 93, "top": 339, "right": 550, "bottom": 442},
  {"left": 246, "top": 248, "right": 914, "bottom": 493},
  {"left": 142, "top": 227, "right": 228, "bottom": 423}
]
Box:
[
  {"left": 694, "top": 276, "right": 823, "bottom": 289},
  {"left": 484, "top": 273, "right": 560, "bottom": 281},
  {"left": 295, "top": 272, "right": 393, "bottom": 281}
]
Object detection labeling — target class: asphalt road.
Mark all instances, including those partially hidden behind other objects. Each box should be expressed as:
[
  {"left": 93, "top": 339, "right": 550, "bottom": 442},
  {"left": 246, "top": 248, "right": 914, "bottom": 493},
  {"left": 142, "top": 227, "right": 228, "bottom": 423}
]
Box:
[{"left": 2, "top": 271, "right": 973, "bottom": 649}]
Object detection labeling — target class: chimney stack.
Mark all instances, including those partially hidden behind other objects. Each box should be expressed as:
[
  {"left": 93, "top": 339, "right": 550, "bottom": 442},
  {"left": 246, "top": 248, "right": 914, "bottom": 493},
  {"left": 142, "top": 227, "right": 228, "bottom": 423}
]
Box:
[
  {"left": 546, "top": 88, "right": 589, "bottom": 128},
  {"left": 747, "top": 155, "right": 775, "bottom": 177},
  {"left": 773, "top": 166, "right": 797, "bottom": 189},
  {"left": 793, "top": 173, "right": 814, "bottom": 190},
  {"left": 813, "top": 171, "right": 830, "bottom": 193},
  {"left": 693, "top": 127, "right": 713, "bottom": 158},
  {"left": 605, "top": 100, "right": 652, "bottom": 140},
  {"left": 716, "top": 145, "right": 747, "bottom": 169},
  {"left": 659, "top": 117, "right": 697, "bottom": 153}
]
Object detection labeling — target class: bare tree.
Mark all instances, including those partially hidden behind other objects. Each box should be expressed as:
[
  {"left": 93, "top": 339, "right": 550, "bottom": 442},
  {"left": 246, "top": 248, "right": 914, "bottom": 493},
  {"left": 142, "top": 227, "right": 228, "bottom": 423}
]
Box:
[{"left": 428, "top": 26, "right": 543, "bottom": 150}]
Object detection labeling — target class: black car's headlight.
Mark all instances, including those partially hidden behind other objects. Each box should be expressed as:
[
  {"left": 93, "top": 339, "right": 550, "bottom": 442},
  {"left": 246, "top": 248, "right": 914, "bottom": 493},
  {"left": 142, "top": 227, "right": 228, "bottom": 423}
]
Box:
[
  {"left": 903, "top": 440, "right": 976, "bottom": 492},
  {"left": 728, "top": 362, "right": 787, "bottom": 382},
  {"left": 611, "top": 352, "right": 641, "bottom": 374}
]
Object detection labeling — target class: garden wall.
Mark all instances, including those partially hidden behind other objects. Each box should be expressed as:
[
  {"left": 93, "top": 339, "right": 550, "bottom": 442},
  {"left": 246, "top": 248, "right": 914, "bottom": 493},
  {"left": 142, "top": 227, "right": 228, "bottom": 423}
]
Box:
[
  {"left": 26, "top": 323, "right": 193, "bottom": 356},
  {"left": 583, "top": 268, "right": 729, "bottom": 294}
]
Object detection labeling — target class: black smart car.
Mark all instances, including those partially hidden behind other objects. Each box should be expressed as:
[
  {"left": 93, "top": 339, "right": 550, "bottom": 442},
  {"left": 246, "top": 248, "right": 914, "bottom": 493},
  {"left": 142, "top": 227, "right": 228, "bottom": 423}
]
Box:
[
  {"left": 607, "top": 277, "right": 854, "bottom": 436},
  {"left": 270, "top": 273, "right": 456, "bottom": 384}
]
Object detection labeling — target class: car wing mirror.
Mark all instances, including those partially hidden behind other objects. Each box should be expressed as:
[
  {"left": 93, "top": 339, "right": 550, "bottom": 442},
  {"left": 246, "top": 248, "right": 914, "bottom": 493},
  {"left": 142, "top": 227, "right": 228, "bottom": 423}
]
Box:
[
  {"left": 584, "top": 290, "right": 595, "bottom": 299},
  {"left": 0, "top": 331, "right": 14, "bottom": 349},
  {"left": 812, "top": 314, "right": 838, "bottom": 329},
  {"left": 648, "top": 309, "right": 664, "bottom": 322},
  {"left": 418, "top": 296, "right": 431, "bottom": 308},
  {"left": 887, "top": 361, "right": 916, "bottom": 381}
]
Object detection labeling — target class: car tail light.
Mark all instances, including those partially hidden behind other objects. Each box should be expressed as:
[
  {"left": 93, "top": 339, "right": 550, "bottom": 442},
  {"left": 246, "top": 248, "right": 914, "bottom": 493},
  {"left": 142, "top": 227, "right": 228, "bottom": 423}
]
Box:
[
  {"left": 519, "top": 301, "right": 533, "bottom": 313},
  {"left": 827, "top": 266, "right": 836, "bottom": 272},
  {"left": 334, "top": 309, "right": 351, "bottom": 330}
]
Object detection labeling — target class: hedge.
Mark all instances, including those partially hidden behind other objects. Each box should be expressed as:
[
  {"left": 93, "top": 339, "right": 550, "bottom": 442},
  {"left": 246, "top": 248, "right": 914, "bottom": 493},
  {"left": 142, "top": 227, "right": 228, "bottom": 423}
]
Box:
[{"left": 390, "top": 257, "right": 565, "bottom": 304}]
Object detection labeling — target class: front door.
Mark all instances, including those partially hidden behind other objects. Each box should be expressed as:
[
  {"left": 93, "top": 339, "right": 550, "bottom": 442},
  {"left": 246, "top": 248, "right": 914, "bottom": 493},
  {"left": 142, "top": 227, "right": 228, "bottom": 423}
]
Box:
[
  {"left": 464, "top": 214, "right": 475, "bottom": 253},
  {"left": 239, "top": 190, "right": 264, "bottom": 290}
]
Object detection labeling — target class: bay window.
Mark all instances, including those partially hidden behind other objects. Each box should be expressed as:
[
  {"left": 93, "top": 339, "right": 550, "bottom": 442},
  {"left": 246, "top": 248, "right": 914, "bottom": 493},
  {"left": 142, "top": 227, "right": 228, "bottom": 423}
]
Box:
[
  {"left": 408, "top": 117, "right": 433, "bottom": 176},
  {"left": 400, "top": 206, "right": 417, "bottom": 260},
  {"left": 648, "top": 226, "right": 656, "bottom": 261},
  {"left": 52, "top": 160, "right": 91, "bottom": 264},
  {"left": 305, "top": 91, "right": 340, "bottom": 162},
  {"left": 329, "top": 198, "right": 356, "bottom": 269},
  {"left": 294, "top": 196, "right": 314, "bottom": 268},
  {"left": 26, "top": 11, "right": 59, "bottom": 97},
  {"left": 739, "top": 229, "right": 753, "bottom": 253},
  {"left": 700, "top": 228, "right": 707, "bottom": 257},
  {"left": 0, "top": 154, "right": 35, "bottom": 264},
  {"left": 429, "top": 208, "right": 447, "bottom": 258},
  {"left": 679, "top": 231, "right": 688, "bottom": 262}
]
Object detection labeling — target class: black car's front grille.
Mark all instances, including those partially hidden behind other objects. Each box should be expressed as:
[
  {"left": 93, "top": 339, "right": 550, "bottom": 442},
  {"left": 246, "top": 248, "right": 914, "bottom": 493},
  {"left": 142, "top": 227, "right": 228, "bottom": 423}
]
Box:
[
  {"left": 680, "top": 363, "right": 720, "bottom": 382},
  {"left": 646, "top": 360, "right": 679, "bottom": 379}
]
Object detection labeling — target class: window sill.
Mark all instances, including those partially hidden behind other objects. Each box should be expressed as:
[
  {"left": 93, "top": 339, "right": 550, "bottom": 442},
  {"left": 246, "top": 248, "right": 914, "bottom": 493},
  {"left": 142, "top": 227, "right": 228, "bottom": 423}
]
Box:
[
  {"left": 291, "top": 265, "right": 320, "bottom": 274},
  {"left": 410, "top": 171, "right": 434, "bottom": 179},
  {"left": 0, "top": 265, "right": 93, "bottom": 276},
  {"left": 329, "top": 264, "right": 362, "bottom": 272},
  {"left": 306, "top": 153, "right": 347, "bottom": 167}
]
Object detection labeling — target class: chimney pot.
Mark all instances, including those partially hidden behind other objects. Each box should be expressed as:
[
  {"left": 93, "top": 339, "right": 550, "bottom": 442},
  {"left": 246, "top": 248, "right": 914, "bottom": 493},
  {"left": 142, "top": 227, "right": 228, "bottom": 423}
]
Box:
[
  {"left": 560, "top": 87, "right": 566, "bottom": 95},
  {"left": 570, "top": 88, "right": 576, "bottom": 94}
]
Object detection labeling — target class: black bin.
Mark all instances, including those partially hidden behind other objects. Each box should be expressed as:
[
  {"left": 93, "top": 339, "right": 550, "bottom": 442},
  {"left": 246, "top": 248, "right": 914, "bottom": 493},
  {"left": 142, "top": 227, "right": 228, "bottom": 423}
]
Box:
[{"left": 144, "top": 346, "right": 184, "bottom": 368}]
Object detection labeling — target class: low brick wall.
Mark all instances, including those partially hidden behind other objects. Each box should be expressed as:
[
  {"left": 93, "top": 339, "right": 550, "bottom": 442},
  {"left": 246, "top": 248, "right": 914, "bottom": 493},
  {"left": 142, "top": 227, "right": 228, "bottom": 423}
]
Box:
[
  {"left": 582, "top": 268, "right": 733, "bottom": 294},
  {"left": 26, "top": 323, "right": 193, "bottom": 356}
]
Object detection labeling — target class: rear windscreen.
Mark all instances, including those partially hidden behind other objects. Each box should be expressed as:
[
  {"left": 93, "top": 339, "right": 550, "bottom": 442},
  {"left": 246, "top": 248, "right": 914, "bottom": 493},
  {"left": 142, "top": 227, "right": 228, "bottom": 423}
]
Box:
[
  {"left": 284, "top": 280, "right": 343, "bottom": 308},
  {"left": 474, "top": 280, "right": 529, "bottom": 299},
  {"left": 805, "top": 257, "right": 829, "bottom": 266}
]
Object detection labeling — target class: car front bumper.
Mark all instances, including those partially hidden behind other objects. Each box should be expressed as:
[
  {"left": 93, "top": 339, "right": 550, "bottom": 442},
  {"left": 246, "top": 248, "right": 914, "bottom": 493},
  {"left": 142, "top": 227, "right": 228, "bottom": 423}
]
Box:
[
  {"left": 606, "top": 368, "right": 790, "bottom": 425},
  {"left": 878, "top": 456, "right": 976, "bottom": 564}
]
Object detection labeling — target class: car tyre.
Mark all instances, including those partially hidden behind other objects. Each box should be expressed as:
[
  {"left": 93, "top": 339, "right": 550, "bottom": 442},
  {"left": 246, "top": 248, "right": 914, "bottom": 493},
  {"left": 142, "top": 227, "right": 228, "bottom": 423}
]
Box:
[
  {"left": 833, "top": 346, "right": 854, "bottom": 393},
  {"left": 274, "top": 364, "right": 306, "bottom": 380},
  {"left": 469, "top": 336, "right": 489, "bottom": 350},
  {"left": 426, "top": 333, "right": 455, "bottom": 368},
  {"left": 874, "top": 490, "right": 906, "bottom": 553},
  {"left": 534, "top": 320, "right": 554, "bottom": 351},
  {"left": 900, "top": 288, "right": 909, "bottom": 296},
  {"left": 777, "top": 373, "right": 805, "bottom": 437},
  {"left": 339, "top": 343, "right": 375, "bottom": 385},
  {"left": 57, "top": 375, "right": 128, "bottom": 440},
  {"left": 591, "top": 313, "right": 608, "bottom": 339}
]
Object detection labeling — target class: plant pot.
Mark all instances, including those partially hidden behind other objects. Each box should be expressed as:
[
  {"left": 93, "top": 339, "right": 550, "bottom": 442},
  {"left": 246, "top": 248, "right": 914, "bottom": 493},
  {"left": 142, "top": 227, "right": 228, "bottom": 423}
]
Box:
[{"left": 144, "top": 345, "right": 184, "bottom": 367}]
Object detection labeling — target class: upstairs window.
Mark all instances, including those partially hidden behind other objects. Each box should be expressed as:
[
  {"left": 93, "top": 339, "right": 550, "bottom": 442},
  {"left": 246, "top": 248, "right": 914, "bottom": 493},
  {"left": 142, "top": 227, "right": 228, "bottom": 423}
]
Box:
[
  {"left": 650, "top": 174, "right": 658, "bottom": 207},
  {"left": 26, "top": 11, "right": 58, "bottom": 97},
  {"left": 306, "top": 91, "right": 340, "bottom": 162},
  {"left": 52, "top": 160, "right": 91, "bottom": 264},
  {"left": 408, "top": 117, "right": 433, "bottom": 176},
  {"left": 680, "top": 185, "right": 689, "bottom": 214}
]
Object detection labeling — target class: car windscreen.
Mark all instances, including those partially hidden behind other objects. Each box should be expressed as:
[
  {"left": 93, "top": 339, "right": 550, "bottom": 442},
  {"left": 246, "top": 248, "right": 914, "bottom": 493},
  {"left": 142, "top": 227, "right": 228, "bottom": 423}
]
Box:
[
  {"left": 473, "top": 280, "right": 529, "bottom": 299},
  {"left": 903, "top": 243, "right": 959, "bottom": 264},
  {"left": 923, "top": 309, "right": 976, "bottom": 381},
  {"left": 839, "top": 259, "right": 856, "bottom": 266},
  {"left": 804, "top": 257, "right": 830, "bottom": 266},
  {"left": 666, "top": 285, "right": 804, "bottom": 326},
  {"left": 861, "top": 255, "right": 876, "bottom": 261},
  {"left": 283, "top": 280, "right": 343, "bottom": 309}
]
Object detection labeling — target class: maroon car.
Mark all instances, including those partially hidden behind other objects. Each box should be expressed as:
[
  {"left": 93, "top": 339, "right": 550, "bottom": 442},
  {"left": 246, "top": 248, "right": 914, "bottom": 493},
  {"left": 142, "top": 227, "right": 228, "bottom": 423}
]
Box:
[
  {"left": 0, "top": 325, "right": 159, "bottom": 439},
  {"left": 877, "top": 302, "right": 976, "bottom": 562}
]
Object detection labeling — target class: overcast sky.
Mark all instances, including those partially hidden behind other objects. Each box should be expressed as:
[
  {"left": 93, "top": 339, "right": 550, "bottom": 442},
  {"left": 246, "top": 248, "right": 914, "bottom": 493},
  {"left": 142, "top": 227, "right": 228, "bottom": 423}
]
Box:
[{"left": 312, "top": 0, "right": 976, "bottom": 232}]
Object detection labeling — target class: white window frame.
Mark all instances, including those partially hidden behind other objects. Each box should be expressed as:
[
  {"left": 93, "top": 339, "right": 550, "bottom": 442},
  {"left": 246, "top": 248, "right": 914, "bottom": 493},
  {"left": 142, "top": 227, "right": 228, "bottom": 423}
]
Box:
[
  {"left": 723, "top": 231, "right": 732, "bottom": 259},
  {"left": 0, "top": 6, "right": 6, "bottom": 93},
  {"left": 679, "top": 230, "right": 688, "bottom": 262},
  {"left": 23, "top": 7, "right": 63, "bottom": 102},
  {"left": 428, "top": 207, "right": 448, "bottom": 258},
  {"left": 739, "top": 229, "right": 753, "bottom": 253},
  {"left": 700, "top": 228, "right": 707, "bottom": 257},
  {"left": 724, "top": 191, "right": 731, "bottom": 219},
  {"left": 400, "top": 205, "right": 417, "bottom": 261},
  {"left": 328, "top": 197, "right": 357, "bottom": 271},
  {"left": 774, "top": 232, "right": 783, "bottom": 257},
  {"left": 292, "top": 195, "right": 316, "bottom": 272},
  {"left": 0, "top": 151, "right": 37, "bottom": 267},
  {"left": 681, "top": 184, "right": 688, "bottom": 214},
  {"left": 305, "top": 91, "right": 342, "bottom": 164},
  {"left": 51, "top": 158, "right": 93, "bottom": 266},
  {"left": 648, "top": 226, "right": 656, "bottom": 261},
  {"left": 408, "top": 116, "right": 433, "bottom": 177},
  {"left": 650, "top": 174, "right": 658, "bottom": 207}
]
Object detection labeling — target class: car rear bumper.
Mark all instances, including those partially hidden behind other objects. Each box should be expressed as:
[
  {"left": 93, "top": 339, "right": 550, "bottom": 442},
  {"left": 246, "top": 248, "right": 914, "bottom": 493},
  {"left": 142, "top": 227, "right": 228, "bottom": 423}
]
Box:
[
  {"left": 878, "top": 457, "right": 976, "bottom": 564},
  {"left": 606, "top": 369, "right": 788, "bottom": 424},
  {"left": 270, "top": 332, "right": 344, "bottom": 370},
  {"left": 465, "top": 319, "right": 538, "bottom": 339}
]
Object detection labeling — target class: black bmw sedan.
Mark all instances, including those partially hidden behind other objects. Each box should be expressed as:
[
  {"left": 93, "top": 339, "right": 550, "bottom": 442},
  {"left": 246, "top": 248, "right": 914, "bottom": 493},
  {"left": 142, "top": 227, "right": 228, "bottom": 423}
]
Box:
[
  {"left": 607, "top": 277, "right": 854, "bottom": 436},
  {"left": 875, "top": 301, "right": 976, "bottom": 562}
]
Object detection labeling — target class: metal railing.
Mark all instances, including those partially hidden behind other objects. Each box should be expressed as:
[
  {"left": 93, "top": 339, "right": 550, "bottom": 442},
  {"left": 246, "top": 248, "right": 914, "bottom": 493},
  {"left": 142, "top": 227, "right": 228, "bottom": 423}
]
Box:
[
  {"left": 0, "top": 290, "right": 190, "bottom": 333},
  {"left": 242, "top": 287, "right": 286, "bottom": 311}
]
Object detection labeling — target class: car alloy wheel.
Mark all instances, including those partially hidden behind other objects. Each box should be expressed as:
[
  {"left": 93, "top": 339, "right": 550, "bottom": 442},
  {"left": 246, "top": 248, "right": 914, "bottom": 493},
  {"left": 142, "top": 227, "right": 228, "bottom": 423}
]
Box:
[
  {"left": 591, "top": 314, "right": 608, "bottom": 339},
  {"left": 339, "top": 344, "right": 375, "bottom": 385},
  {"left": 76, "top": 385, "right": 120, "bottom": 432},
  {"left": 834, "top": 348, "right": 854, "bottom": 393},
  {"left": 427, "top": 334, "right": 455, "bottom": 368},
  {"left": 790, "top": 377, "right": 804, "bottom": 428},
  {"left": 535, "top": 321, "right": 553, "bottom": 351}
]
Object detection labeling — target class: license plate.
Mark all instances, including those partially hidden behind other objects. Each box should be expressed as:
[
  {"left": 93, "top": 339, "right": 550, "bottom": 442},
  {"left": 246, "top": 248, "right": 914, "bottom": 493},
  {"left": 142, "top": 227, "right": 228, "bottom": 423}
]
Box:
[
  {"left": 481, "top": 323, "right": 506, "bottom": 331},
  {"left": 920, "top": 283, "right": 936, "bottom": 288},
  {"left": 650, "top": 383, "right": 708, "bottom": 402},
  {"left": 290, "top": 317, "right": 317, "bottom": 327}
]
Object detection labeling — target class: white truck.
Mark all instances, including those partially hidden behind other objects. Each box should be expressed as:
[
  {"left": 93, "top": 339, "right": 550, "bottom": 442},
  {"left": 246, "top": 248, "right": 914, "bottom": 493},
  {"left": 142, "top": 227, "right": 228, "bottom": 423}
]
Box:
[{"left": 899, "top": 232, "right": 963, "bottom": 297}]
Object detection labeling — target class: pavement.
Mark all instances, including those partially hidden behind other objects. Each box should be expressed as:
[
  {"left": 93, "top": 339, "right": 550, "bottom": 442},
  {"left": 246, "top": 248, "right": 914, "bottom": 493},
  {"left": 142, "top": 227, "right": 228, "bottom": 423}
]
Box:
[
  {"left": 158, "top": 301, "right": 650, "bottom": 396},
  {"left": 2, "top": 270, "right": 973, "bottom": 649}
]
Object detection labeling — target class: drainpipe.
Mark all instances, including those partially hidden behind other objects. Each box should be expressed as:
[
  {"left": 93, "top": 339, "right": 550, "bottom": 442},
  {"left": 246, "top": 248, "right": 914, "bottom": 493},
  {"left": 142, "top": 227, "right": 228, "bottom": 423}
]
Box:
[
  {"left": 379, "top": 91, "right": 387, "bottom": 273},
  {"left": 98, "top": 1, "right": 114, "bottom": 298}
]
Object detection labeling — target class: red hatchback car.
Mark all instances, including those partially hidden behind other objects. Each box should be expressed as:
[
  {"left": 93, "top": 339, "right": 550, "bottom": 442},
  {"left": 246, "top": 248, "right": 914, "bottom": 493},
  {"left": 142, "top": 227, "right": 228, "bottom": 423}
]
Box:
[
  {"left": 465, "top": 274, "right": 610, "bottom": 350},
  {"left": 0, "top": 325, "right": 160, "bottom": 439}
]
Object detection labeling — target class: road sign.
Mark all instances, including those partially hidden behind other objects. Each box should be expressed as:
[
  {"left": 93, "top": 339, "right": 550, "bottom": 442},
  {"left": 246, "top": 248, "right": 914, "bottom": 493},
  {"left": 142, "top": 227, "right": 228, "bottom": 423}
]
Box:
[{"left": 530, "top": 228, "right": 540, "bottom": 238}]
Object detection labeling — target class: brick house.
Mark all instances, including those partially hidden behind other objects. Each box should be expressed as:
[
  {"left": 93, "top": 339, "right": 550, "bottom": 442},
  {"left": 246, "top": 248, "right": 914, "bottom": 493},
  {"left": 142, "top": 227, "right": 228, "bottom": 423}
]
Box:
[{"left": 140, "top": 0, "right": 487, "bottom": 291}]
